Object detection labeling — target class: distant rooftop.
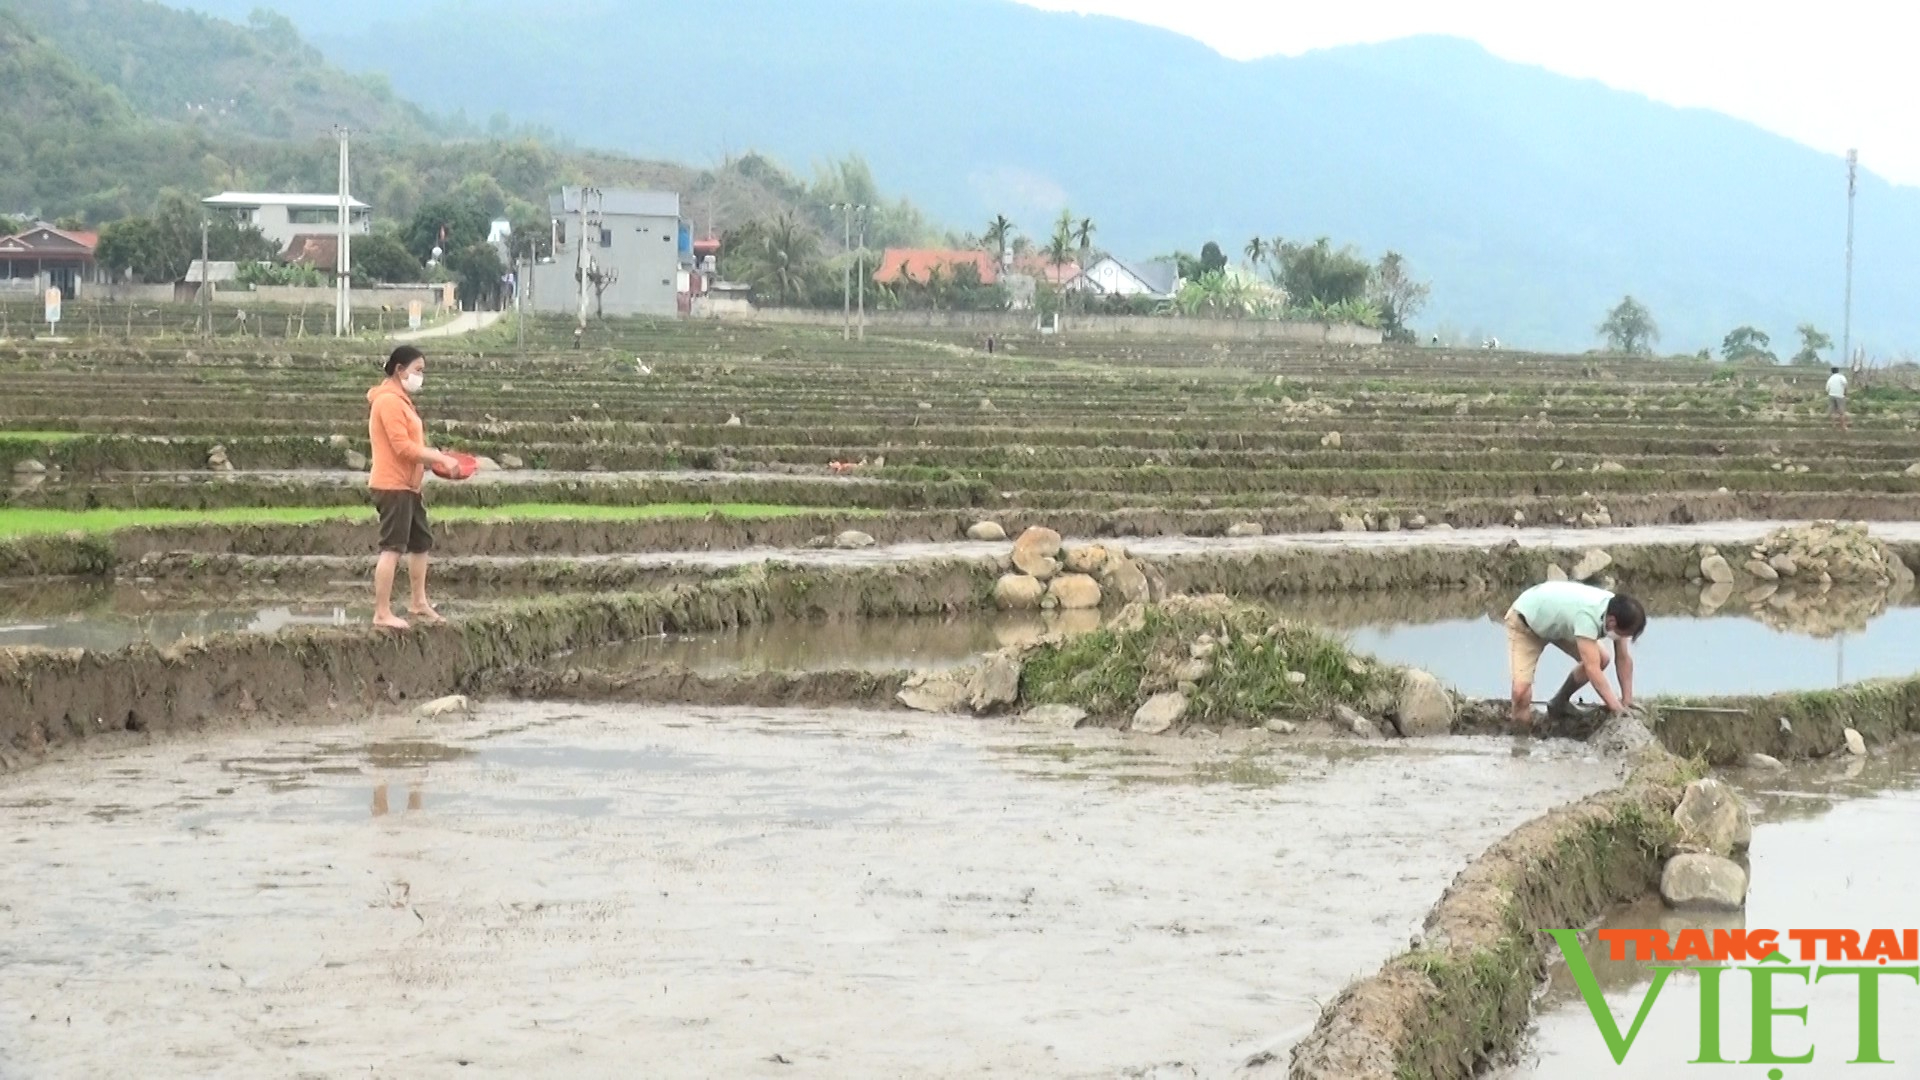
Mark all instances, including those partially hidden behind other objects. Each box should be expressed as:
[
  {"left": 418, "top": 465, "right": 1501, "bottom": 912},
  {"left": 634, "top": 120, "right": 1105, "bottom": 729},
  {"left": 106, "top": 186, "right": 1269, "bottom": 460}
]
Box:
[
  {"left": 551, "top": 187, "right": 680, "bottom": 218},
  {"left": 203, "top": 192, "right": 371, "bottom": 211}
]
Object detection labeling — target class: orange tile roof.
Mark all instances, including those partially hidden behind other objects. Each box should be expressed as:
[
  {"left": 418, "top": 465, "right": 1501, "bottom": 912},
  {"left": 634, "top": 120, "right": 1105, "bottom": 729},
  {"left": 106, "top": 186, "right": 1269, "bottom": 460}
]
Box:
[{"left": 873, "top": 248, "right": 999, "bottom": 285}]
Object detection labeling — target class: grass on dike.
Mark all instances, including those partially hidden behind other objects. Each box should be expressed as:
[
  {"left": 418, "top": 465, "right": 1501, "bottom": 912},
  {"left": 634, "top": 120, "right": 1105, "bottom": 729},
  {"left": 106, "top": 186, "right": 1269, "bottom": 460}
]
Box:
[
  {"left": 0, "top": 503, "right": 835, "bottom": 539},
  {"left": 0, "top": 431, "right": 86, "bottom": 442}
]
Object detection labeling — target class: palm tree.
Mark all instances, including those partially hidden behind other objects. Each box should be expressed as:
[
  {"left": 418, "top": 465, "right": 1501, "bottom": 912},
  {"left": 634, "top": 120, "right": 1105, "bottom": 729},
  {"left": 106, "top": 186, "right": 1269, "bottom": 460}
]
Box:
[
  {"left": 760, "top": 212, "right": 819, "bottom": 306},
  {"left": 1047, "top": 210, "right": 1075, "bottom": 276},
  {"left": 1073, "top": 216, "right": 1096, "bottom": 266},
  {"left": 1245, "top": 236, "right": 1267, "bottom": 269},
  {"left": 984, "top": 214, "right": 1016, "bottom": 269}
]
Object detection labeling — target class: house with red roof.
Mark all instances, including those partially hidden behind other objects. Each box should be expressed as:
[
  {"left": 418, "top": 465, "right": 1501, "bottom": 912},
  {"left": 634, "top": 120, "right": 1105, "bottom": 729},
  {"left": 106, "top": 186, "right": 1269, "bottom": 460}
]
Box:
[
  {"left": 0, "top": 223, "right": 102, "bottom": 299},
  {"left": 872, "top": 248, "right": 1000, "bottom": 286}
]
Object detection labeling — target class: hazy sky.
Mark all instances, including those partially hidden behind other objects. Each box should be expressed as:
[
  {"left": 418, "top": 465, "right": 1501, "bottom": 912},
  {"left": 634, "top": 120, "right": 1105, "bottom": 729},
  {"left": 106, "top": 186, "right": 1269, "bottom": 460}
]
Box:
[{"left": 1016, "top": 1, "right": 1913, "bottom": 186}]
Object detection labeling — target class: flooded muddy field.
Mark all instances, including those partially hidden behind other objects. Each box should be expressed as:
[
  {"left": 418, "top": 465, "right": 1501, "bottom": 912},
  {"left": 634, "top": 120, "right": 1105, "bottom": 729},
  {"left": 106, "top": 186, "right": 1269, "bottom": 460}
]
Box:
[
  {"left": 1497, "top": 744, "right": 1920, "bottom": 1078},
  {"left": 556, "top": 591, "right": 1920, "bottom": 703},
  {"left": 1341, "top": 602, "right": 1920, "bottom": 699},
  {"left": 0, "top": 704, "right": 1616, "bottom": 1078},
  {"left": 0, "top": 579, "right": 492, "bottom": 651}
]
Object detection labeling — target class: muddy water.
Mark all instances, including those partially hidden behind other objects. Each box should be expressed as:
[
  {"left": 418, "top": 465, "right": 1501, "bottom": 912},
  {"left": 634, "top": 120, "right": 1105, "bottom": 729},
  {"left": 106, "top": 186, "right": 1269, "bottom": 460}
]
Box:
[
  {"left": 553, "top": 589, "right": 1920, "bottom": 702},
  {"left": 1497, "top": 745, "right": 1920, "bottom": 1078},
  {"left": 0, "top": 581, "right": 487, "bottom": 650},
  {"left": 0, "top": 705, "right": 1615, "bottom": 1078},
  {"left": 1339, "top": 603, "right": 1920, "bottom": 699}
]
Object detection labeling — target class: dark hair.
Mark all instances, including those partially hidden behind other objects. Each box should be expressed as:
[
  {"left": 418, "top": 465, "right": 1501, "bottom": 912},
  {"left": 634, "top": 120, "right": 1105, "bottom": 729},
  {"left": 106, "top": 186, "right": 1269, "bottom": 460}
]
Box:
[
  {"left": 1831, "top": 366, "right": 1841, "bottom": 374},
  {"left": 385, "top": 345, "right": 426, "bottom": 377},
  {"left": 1607, "top": 594, "right": 1647, "bottom": 640}
]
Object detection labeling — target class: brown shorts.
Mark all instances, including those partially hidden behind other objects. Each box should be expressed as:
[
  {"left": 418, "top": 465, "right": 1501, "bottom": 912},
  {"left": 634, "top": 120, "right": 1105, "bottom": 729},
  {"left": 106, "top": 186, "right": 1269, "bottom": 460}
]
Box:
[
  {"left": 1504, "top": 609, "right": 1574, "bottom": 687},
  {"left": 373, "top": 489, "right": 432, "bottom": 554}
]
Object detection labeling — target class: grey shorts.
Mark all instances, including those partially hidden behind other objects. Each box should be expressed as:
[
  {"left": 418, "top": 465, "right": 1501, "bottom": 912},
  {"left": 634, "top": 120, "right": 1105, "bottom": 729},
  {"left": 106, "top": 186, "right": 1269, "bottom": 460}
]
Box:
[
  {"left": 373, "top": 489, "right": 433, "bottom": 554},
  {"left": 1830, "top": 395, "right": 1847, "bottom": 415}
]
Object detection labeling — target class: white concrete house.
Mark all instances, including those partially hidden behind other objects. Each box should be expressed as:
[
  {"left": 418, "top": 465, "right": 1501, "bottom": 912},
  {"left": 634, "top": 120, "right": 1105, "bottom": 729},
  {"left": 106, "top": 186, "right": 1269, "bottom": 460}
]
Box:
[
  {"left": 1075, "top": 256, "right": 1180, "bottom": 300},
  {"left": 202, "top": 192, "right": 372, "bottom": 250}
]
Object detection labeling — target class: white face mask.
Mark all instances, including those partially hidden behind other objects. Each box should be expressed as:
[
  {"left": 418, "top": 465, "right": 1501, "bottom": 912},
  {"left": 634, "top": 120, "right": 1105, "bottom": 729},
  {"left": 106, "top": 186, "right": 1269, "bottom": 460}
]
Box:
[{"left": 402, "top": 372, "right": 424, "bottom": 393}]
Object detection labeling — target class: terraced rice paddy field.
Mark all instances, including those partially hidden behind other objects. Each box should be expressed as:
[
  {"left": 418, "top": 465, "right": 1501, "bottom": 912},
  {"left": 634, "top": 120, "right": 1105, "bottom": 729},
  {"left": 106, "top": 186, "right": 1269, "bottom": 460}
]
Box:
[{"left": 4, "top": 309, "right": 1920, "bottom": 1078}]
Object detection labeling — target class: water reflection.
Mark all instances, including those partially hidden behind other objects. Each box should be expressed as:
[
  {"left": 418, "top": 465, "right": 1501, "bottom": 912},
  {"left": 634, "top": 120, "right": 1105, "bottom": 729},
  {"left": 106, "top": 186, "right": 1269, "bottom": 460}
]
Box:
[{"left": 370, "top": 781, "right": 425, "bottom": 817}]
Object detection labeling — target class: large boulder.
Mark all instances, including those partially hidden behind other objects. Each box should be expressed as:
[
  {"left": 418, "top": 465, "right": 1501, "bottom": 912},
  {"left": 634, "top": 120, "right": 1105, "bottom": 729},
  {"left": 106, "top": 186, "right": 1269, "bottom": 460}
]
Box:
[
  {"left": 1699, "top": 554, "right": 1735, "bottom": 584},
  {"left": 1047, "top": 573, "right": 1103, "bottom": 610},
  {"left": 966, "top": 650, "right": 1023, "bottom": 714},
  {"left": 993, "top": 574, "right": 1046, "bottom": 611},
  {"left": 1845, "top": 727, "right": 1867, "bottom": 756},
  {"left": 834, "top": 530, "right": 876, "bottom": 550},
  {"left": 1131, "top": 692, "right": 1188, "bottom": 734},
  {"left": 1062, "top": 545, "right": 1108, "bottom": 574},
  {"left": 1571, "top": 549, "right": 1613, "bottom": 581},
  {"left": 1335, "top": 704, "right": 1382, "bottom": 740},
  {"left": 1012, "top": 526, "right": 1064, "bottom": 579},
  {"left": 1099, "top": 557, "right": 1152, "bottom": 606},
  {"left": 967, "top": 521, "right": 1007, "bottom": 541},
  {"left": 1745, "top": 559, "right": 1779, "bottom": 582},
  {"left": 1394, "top": 669, "right": 1456, "bottom": 737},
  {"left": 897, "top": 671, "right": 969, "bottom": 713},
  {"left": 1673, "top": 778, "right": 1752, "bottom": 856},
  {"left": 1660, "top": 853, "right": 1749, "bottom": 912},
  {"left": 1024, "top": 704, "right": 1088, "bottom": 729}
]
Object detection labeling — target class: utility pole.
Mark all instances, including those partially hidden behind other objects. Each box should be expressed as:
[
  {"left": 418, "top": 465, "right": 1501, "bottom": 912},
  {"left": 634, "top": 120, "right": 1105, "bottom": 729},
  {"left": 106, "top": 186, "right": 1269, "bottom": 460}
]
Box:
[
  {"left": 199, "top": 213, "right": 210, "bottom": 340},
  {"left": 1842, "top": 148, "right": 1858, "bottom": 369},
  {"left": 334, "top": 127, "right": 352, "bottom": 337},
  {"left": 574, "top": 186, "right": 599, "bottom": 330},
  {"left": 830, "top": 202, "right": 852, "bottom": 340},
  {"left": 517, "top": 247, "right": 527, "bottom": 354},
  {"left": 855, "top": 204, "right": 868, "bottom": 341}
]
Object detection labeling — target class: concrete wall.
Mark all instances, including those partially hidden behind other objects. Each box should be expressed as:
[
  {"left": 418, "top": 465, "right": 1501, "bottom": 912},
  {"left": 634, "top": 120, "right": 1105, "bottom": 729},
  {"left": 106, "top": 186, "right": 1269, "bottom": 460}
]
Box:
[
  {"left": 216, "top": 204, "right": 372, "bottom": 250},
  {"left": 530, "top": 212, "right": 680, "bottom": 318},
  {"left": 703, "top": 306, "right": 1384, "bottom": 345}
]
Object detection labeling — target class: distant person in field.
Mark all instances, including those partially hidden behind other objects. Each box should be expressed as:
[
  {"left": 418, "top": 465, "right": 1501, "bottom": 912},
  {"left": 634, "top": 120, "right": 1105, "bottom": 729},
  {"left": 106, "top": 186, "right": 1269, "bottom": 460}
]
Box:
[
  {"left": 1827, "top": 366, "right": 1850, "bottom": 431},
  {"left": 367, "top": 346, "right": 461, "bottom": 630},
  {"left": 1504, "top": 581, "right": 1646, "bottom": 729}
]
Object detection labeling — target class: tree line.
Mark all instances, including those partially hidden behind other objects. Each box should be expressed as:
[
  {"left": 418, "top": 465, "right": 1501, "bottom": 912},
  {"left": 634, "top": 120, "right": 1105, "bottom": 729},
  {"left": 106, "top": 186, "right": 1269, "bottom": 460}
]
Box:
[{"left": 1598, "top": 296, "right": 1835, "bottom": 364}]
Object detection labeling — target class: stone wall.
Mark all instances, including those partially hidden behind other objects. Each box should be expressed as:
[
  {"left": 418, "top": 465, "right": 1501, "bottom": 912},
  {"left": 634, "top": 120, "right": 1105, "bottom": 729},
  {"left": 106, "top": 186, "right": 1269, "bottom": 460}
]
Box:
[{"left": 700, "top": 305, "right": 1384, "bottom": 345}]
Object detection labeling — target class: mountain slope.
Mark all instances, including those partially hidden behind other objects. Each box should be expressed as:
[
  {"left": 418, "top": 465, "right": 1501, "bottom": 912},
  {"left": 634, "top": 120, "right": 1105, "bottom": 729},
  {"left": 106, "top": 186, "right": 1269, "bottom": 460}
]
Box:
[
  {"left": 0, "top": 0, "right": 934, "bottom": 259},
  {"left": 179, "top": 0, "right": 1917, "bottom": 353},
  {"left": 1, "top": 0, "right": 438, "bottom": 139}
]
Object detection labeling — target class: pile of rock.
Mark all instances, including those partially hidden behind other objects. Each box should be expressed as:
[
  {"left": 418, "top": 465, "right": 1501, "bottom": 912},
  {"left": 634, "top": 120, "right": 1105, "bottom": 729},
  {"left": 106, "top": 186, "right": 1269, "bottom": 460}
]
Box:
[
  {"left": 1659, "top": 777, "right": 1752, "bottom": 912},
  {"left": 1750, "top": 521, "right": 1914, "bottom": 589},
  {"left": 206, "top": 444, "right": 233, "bottom": 473},
  {"left": 991, "top": 526, "right": 1153, "bottom": 612},
  {"left": 897, "top": 648, "right": 1023, "bottom": 716},
  {"left": 1692, "top": 522, "right": 1915, "bottom": 615},
  {"left": 920, "top": 592, "right": 1460, "bottom": 740},
  {"left": 1335, "top": 510, "right": 1430, "bottom": 533},
  {"left": 1545, "top": 547, "right": 1613, "bottom": 584}
]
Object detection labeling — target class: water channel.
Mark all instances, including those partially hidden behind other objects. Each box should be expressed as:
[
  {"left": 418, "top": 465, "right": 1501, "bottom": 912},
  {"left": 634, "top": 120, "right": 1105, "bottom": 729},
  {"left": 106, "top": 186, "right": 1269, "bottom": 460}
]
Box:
[{"left": 1496, "top": 743, "right": 1920, "bottom": 1078}]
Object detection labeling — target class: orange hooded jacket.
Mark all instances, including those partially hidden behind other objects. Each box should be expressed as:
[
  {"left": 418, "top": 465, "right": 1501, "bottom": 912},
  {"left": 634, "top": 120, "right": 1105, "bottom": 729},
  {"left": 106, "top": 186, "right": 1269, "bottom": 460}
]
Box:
[{"left": 367, "top": 381, "right": 426, "bottom": 492}]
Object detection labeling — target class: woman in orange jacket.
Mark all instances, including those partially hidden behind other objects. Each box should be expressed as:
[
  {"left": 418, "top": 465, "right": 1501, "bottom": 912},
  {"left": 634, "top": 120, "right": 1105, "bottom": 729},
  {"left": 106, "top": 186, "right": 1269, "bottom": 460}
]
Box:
[{"left": 368, "top": 346, "right": 460, "bottom": 630}]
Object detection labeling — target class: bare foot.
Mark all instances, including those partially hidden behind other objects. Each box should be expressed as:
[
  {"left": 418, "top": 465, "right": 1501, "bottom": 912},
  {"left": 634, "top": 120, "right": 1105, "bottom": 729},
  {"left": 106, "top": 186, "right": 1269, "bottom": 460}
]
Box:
[
  {"left": 409, "top": 606, "right": 448, "bottom": 626},
  {"left": 373, "top": 614, "right": 411, "bottom": 631}
]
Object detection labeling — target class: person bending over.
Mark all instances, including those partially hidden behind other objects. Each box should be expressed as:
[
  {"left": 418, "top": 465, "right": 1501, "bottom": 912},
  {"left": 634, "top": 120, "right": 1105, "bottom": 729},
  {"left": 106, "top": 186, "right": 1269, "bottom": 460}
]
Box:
[{"left": 1504, "top": 581, "right": 1646, "bottom": 728}]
